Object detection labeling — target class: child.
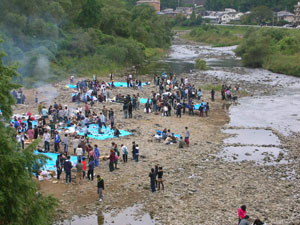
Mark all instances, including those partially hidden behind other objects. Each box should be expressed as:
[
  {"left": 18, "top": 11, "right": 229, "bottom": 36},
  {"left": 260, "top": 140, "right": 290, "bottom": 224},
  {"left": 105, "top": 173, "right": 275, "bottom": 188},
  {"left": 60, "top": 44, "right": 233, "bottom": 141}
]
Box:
[{"left": 97, "top": 175, "right": 104, "bottom": 202}]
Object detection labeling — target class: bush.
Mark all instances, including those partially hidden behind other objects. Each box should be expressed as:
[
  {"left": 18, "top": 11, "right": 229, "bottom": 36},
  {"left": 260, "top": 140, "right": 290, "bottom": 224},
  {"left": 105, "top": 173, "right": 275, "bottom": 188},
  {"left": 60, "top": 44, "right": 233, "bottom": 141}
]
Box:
[{"left": 195, "top": 58, "right": 207, "bottom": 70}]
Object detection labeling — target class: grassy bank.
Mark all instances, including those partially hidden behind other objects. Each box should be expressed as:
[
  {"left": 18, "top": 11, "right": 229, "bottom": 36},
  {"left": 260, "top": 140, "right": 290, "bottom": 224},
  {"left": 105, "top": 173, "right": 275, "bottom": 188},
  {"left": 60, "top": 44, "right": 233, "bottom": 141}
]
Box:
[
  {"left": 185, "top": 24, "right": 250, "bottom": 47},
  {"left": 236, "top": 28, "right": 300, "bottom": 77}
]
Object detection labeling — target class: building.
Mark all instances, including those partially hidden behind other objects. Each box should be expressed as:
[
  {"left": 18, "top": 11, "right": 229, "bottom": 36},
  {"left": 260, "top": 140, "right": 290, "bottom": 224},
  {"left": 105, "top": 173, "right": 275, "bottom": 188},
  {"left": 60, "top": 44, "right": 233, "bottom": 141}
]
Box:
[
  {"left": 277, "top": 11, "right": 295, "bottom": 23},
  {"left": 204, "top": 10, "right": 244, "bottom": 24},
  {"left": 175, "top": 7, "right": 193, "bottom": 18},
  {"left": 137, "top": 0, "right": 160, "bottom": 13},
  {"left": 295, "top": 1, "right": 300, "bottom": 24}
]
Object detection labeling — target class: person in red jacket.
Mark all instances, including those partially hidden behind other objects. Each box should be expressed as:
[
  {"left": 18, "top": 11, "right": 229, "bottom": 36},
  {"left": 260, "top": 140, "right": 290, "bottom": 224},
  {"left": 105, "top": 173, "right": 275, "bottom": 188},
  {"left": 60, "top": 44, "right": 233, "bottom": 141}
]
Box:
[
  {"left": 82, "top": 157, "right": 87, "bottom": 180},
  {"left": 109, "top": 150, "right": 115, "bottom": 172},
  {"left": 238, "top": 205, "right": 247, "bottom": 224}
]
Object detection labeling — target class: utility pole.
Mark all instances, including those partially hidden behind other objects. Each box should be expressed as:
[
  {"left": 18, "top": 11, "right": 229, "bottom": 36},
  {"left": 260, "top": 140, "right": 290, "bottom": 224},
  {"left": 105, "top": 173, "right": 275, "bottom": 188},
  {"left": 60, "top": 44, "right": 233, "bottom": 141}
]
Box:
[{"left": 178, "top": 0, "right": 180, "bottom": 8}]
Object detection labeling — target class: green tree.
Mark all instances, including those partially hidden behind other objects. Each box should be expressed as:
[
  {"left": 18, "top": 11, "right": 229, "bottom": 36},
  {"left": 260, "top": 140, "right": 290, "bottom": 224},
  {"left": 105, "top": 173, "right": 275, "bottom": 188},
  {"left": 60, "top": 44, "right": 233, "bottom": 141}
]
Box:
[
  {"left": 76, "top": 0, "right": 103, "bottom": 28},
  {"left": 0, "top": 39, "right": 57, "bottom": 225}
]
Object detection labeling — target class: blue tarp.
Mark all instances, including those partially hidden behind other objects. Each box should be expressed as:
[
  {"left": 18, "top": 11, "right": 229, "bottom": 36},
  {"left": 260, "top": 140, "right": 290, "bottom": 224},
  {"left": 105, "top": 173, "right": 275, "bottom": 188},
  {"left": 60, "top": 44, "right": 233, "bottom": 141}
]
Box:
[
  {"left": 140, "top": 98, "right": 152, "bottom": 104},
  {"left": 65, "top": 124, "right": 132, "bottom": 140},
  {"left": 109, "top": 82, "right": 148, "bottom": 87},
  {"left": 34, "top": 150, "right": 78, "bottom": 171},
  {"left": 193, "top": 102, "right": 206, "bottom": 110},
  {"left": 66, "top": 84, "right": 77, "bottom": 89}
]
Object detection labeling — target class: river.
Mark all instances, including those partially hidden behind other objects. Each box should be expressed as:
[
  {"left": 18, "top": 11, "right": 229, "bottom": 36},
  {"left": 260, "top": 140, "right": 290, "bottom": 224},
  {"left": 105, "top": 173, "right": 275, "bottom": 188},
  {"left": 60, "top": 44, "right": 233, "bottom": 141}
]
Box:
[{"left": 140, "top": 37, "right": 300, "bottom": 165}]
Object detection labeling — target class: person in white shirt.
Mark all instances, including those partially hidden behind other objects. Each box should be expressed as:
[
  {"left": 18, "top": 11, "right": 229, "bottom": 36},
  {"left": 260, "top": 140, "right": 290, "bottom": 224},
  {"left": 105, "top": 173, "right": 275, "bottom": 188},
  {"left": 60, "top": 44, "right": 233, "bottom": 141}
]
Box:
[
  {"left": 184, "top": 78, "right": 188, "bottom": 85},
  {"left": 121, "top": 144, "right": 128, "bottom": 163},
  {"left": 73, "top": 136, "right": 80, "bottom": 154},
  {"left": 76, "top": 147, "right": 83, "bottom": 160},
  {"left": 99, "top": 112, "right": 106, "bottom": 128},
  {"left": 43, "top": 130, "right": 51, "bottom": 152}
]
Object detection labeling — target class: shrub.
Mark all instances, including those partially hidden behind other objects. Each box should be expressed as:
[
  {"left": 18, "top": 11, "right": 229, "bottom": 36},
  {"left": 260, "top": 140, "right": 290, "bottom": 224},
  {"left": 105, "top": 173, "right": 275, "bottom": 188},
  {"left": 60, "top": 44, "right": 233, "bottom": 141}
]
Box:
[{"left": 195, "top": 58, "right": 207, "bottom": 70}]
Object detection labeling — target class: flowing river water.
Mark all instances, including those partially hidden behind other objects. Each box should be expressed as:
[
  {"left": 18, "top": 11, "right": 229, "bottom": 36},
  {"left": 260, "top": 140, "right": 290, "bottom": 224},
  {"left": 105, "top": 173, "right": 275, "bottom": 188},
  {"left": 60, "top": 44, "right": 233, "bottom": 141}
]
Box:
[{"left": 59, "top": 37, "right": 300, "bottom": 224}]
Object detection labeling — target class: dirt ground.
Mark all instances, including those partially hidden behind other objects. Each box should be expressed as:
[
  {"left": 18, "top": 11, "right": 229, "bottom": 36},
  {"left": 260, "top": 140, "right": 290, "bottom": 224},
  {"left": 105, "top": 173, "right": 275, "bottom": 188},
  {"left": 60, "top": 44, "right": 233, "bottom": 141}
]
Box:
[{"left": 13, "top": 70, "right": 300, "bottom": 225}]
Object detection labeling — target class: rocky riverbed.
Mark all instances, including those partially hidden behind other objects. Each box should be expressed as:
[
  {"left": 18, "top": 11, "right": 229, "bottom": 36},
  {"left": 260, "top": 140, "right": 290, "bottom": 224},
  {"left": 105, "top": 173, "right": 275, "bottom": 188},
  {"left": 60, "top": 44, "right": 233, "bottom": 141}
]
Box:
[{"left": 13, "top": 34, "right": 300, "bottom": 225}]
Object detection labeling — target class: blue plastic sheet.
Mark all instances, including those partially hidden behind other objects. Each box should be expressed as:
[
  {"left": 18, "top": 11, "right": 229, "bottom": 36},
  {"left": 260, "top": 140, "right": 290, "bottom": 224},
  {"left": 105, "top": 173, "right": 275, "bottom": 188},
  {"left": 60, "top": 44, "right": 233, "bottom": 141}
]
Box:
[
  {"left": 66, "top": 124, "right": 132, "bottom": 140},
  {"left": 109, "top": 82, "right": 148, "bottom": 87},
  {"left": 66, "top": 84, "right": 77, "bottom": 89},
  {"left": 34, "top": 150, "right": 78, "bottom": 171},
  {"left": 193, "top": 102, "right": 206, "bottom": 110},
  {"left": 140, "top": 98, "right": 152, "bottom": 104}
]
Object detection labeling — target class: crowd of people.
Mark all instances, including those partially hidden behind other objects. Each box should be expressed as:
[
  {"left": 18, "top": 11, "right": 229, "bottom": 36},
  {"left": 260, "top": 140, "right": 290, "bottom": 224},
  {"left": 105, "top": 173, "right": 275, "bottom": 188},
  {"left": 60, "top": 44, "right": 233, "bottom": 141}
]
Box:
[{"left": 12, "top": 72, "right": 249, "bottom": 224}]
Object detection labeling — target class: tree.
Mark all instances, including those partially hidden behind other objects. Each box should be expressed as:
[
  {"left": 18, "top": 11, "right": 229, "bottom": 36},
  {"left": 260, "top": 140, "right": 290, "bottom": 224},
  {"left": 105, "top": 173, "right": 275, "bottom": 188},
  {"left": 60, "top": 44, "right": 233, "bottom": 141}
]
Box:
[
  {"left": 76, "top": 0, "right": 103, "bottom": 28},
  {"left": 0, "top": 39, "right": 57, "bottom": 225},
  {"left": 250, "top": 6, "right": 273, "bottom": 25}
]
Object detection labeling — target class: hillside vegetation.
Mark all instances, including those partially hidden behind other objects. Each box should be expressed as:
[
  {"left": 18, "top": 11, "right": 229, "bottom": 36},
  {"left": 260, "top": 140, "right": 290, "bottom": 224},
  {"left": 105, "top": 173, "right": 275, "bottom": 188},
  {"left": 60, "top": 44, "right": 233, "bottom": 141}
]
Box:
[
  {"left": 236, "top": 28, "right": 300, "bottom": 77},
  {"left": 0, "top": 0, "right": 172, "bottom": 86},
  {"left": 188, "top": 25, "right": 248, "bottom": 47}
]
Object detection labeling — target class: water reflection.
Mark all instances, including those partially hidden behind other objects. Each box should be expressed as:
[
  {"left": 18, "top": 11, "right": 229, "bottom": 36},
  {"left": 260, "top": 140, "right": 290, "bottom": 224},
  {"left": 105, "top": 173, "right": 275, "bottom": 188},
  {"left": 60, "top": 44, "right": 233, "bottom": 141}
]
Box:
[{"left": 56, "top": 204, "right": 158, "bottom": 225}]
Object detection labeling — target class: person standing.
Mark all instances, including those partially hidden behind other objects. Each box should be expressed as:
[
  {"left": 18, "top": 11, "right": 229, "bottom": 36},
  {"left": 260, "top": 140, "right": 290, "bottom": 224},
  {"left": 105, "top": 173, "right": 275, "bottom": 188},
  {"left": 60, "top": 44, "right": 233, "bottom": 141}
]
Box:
[
  {"left": 76, "top": 159, "right": 83, "bottom": 184},
  {"left": 64, "top": 156, "right": 72, "bottom": 184},
  {"left": 109, "top": 150, "right": 115, "bottom": 172},
  {"left": 123, "top": 102, "right": 128, "bottom": 119},
  {"left": 102, "top": 106, "right": 108, "bottom": 118},
  {"left": 34, "top": 125, "right": 39, "bottom": 139},
  {"left": 97, "top": 175, "right": 104, "bottom": 202},
  {"left": 137, "top": 93, "right": 140, "bottom": 110},
  {"left": 149, "top": 168, "right": 156, "bottom": 192},
  {"left": 73, "top": 136, "right": 80, "bottom": 154},
  {"left": 132, "top": 141, "right": 136, "bottom": 160},
  {"left": 82, "top": 158, "right": 87, "bottom": 179},
  {"left": 94, "top": 145, "right": 100, "bottom": 167},
  {"left": 238, "top": 205, "right": 247, "bottom": 224},
  {"left": 113, "top": 144, "right": 120, "bottom": 169},
  {"left": 64, "top": 134, "right": 68, "bottom": 153},
  {"left": 185, "top": 127, "right": 190, "bottom": 147},
  {"left": 135, "top": 145, "right": 139, "bottom": 162},
  {"left": 211, "top": 89, "right": 215, "bottom": 102},
  {"left": 128, "top": 101, "right": 133, "bottom": 118},
  {"left": 54, "top": 132, "right": 60, "bottom": 152},
  {"left": 121, "top": 144, "right": 128, "bottom": 163},
  {"left": 100, "top": 112, "right": 107, "bottom": 128},
  {"left": 43, "top": 130, "right": 50, "bottom": 152},
  {"left": 157, "top": 167, "right": 164, "bottom": 190},
  {"left": 87, "top": 157, "right": 95, "bottom": 181},
  {"left": 56, "top": 155, "right": 62, "bottom": 180},
  {"left": 110, "top": 114, "right": 114, "bottom": 130}
]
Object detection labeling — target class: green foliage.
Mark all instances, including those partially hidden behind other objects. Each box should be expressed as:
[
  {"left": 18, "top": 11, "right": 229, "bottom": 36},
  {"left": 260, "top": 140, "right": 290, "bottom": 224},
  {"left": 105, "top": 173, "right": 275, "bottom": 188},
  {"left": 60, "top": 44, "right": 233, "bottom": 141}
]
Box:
[
  {"left": 205, "top": 0, "right": 298, "bottom": 13},
  {"left": 0, "top": 46, "right": 57, "bottom": 224},
  {"left": 240, "top": 6, "right": 273, "bottom": 25},
  {"left": 195, "top": 58, "right": 207, "bottom": 70},
  {"left": 76, "top": 0, "right": 103, "bottom": 28},
  {"left": 277, "top": 36, "right": 300, "bottom": 55},
  {"left": 0, "top": 40, "right": 20, "bottom": 118},
  {"left": 188, "top": 24, "right": 245, "bottom": 46},
  {"left": 202, "top": 84, "right": 222, "bottom": 92},
  {"left": 235, "top": 28, "right": 300, "bottom": 76},
  {"left": 0, "top": 0, "right": 172, "bottom": 85}
]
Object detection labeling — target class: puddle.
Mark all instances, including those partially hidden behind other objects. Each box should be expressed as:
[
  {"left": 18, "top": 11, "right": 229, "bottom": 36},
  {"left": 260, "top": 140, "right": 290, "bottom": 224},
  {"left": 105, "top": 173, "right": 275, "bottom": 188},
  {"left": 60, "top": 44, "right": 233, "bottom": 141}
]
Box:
[
  {"left": 223, "top": 129, "right": 281, "bottom": 146},
  {"left": 56, "top": 204, "right": 158, "bottom": 225},
  {"left": 228, "top": 92, "right": 300, "bottom": 135},
  {"left": 220, "top": 146, "right": 287, "bottom": 165}
]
